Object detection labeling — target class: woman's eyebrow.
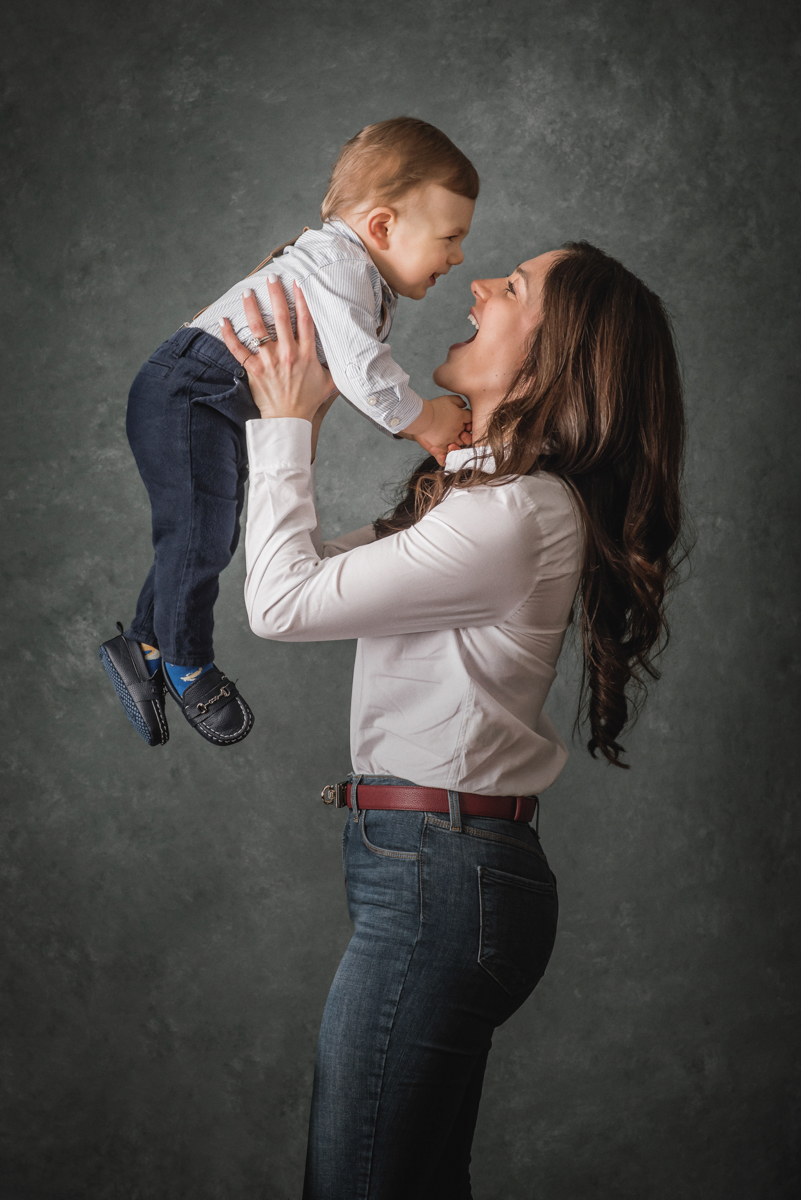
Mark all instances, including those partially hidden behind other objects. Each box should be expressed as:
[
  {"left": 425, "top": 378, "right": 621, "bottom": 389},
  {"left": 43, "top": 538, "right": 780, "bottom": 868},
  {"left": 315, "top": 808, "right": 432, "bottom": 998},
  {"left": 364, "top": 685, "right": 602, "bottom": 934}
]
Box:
[{"left": 512, "top": 265, "right": 530, "bottom": 296}]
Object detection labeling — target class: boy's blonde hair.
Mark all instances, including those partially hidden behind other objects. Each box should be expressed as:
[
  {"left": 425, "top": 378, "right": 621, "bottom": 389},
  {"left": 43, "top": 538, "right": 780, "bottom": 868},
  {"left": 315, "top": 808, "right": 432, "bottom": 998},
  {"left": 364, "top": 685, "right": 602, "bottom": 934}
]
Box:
[{"left": 321, "top": 117, "right": 479, "bottom": 221}]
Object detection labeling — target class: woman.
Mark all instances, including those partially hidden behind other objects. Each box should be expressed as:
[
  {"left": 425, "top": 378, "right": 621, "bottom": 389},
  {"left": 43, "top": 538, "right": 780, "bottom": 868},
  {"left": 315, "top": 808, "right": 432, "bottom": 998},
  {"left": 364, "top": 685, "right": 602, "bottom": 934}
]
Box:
[{"left": 220, "top": 240, "right": 684, "bottom": 1199}]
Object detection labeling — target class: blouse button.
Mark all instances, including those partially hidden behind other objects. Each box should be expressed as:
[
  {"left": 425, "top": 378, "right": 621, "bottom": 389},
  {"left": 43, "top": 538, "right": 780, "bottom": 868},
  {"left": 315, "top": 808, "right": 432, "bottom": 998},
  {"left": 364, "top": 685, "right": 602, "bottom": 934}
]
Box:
[
  {"left": 389, "top": 418, "right": 400, "bottom": 427},
  {"left": 367, "top": 396, "right": 378, "bottom": 406}
]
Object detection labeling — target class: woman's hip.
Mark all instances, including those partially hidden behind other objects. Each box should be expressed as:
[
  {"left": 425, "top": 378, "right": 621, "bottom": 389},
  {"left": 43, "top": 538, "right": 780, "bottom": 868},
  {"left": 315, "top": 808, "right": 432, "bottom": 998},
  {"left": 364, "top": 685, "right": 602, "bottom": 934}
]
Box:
[{"left": 342, "top": 784, "right": 559, "bottom": 1016}]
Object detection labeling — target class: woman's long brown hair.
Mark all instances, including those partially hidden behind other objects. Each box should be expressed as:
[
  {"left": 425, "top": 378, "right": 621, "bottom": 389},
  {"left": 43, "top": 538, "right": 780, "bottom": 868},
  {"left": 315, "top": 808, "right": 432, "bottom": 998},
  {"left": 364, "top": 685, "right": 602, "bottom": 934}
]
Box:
[{"left": 374, "top": 241, "right": 686, "bottom": 767}]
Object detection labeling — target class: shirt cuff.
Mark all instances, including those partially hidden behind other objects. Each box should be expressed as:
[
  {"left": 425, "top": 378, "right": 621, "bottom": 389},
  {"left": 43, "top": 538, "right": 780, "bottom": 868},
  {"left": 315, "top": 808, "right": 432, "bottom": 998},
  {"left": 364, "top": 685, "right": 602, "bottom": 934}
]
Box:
[
  {"left": 390, "top": 386, "right": 425, "bottom": 432},
  {"left": 245, "top": 417, "right": 313, "bottom": 469}
]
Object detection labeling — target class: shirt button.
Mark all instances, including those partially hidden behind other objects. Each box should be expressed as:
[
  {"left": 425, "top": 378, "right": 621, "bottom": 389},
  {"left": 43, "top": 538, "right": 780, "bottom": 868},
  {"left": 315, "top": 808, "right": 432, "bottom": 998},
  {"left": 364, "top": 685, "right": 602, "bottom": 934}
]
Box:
[
  {"left": 389, "top": 418, "right": 400, "bottom": 427},
  {"left": 367, "top": 396, "right": 378, "bottom": 406}
]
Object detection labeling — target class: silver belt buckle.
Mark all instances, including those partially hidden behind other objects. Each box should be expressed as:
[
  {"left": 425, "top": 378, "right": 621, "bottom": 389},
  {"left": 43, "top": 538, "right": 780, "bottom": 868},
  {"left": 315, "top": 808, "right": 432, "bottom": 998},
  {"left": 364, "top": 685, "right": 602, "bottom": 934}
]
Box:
[{"left": 321, "top": 781, "right": 347, "bottom": 808}]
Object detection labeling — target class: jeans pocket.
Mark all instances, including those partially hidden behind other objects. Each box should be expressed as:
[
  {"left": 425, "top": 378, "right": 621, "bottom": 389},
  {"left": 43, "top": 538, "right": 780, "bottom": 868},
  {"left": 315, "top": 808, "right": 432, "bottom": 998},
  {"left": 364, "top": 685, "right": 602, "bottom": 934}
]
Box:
[
  {"left": 359, "top": 810, "right": 422, "bottom": 861},
  {"left": 191, "top": 372, "right": 259, "bottom": 431},
  {"left": 478, "top": 864, "right": 558, "bottom": 995},
  {"left": 140, "top": 359, "right": 173, "bottom": 378}
]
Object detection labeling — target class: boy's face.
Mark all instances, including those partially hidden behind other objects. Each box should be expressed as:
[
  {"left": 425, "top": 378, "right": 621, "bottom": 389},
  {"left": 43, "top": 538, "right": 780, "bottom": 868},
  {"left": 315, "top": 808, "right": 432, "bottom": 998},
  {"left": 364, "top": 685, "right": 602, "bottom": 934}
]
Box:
[{"left": 366, "top": 183, "right": 475, "bottom": 300}]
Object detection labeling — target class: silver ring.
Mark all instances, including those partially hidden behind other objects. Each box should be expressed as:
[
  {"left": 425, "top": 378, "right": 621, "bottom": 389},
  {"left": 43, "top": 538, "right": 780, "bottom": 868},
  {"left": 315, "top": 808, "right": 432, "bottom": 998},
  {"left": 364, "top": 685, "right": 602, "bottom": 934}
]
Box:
[{"left": 254, "top": 334, "right": 273, "bottom": 345}]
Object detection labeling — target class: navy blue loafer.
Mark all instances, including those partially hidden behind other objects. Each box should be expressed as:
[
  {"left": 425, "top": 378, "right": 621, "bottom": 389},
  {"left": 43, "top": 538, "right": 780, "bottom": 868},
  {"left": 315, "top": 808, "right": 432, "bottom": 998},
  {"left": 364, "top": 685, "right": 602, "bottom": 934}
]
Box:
[
  {"left": 99, "top": 624, "right": 169, "bottom": 746},
  {"left": 163, "top": 665, "right": 253, "bottom": 746}
]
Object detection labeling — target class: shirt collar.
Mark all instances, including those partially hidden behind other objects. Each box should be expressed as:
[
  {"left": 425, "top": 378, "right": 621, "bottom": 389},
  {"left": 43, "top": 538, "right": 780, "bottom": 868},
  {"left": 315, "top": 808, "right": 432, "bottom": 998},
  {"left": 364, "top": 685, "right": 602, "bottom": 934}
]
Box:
[
  {"left": 444, "top": 443, "right": 496, "bottom": 473},
  {"left": 324, "top": 217, "right": 398, "bottom": 299},
  {"left": 325, "top": 215, "right": 366, "bottom": 250}
]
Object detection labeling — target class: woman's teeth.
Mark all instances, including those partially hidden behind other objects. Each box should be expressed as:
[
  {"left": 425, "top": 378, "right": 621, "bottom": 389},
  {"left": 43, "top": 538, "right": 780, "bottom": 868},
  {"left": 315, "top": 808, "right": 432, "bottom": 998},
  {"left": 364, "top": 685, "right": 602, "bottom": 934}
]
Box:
[{"left": 468, "top": 314, "right": 479, "bottom": 329}]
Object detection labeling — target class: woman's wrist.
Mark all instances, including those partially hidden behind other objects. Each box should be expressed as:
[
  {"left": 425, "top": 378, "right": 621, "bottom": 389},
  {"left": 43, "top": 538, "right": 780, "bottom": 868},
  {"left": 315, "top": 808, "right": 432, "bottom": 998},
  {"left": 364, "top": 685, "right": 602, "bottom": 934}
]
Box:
[{"left": 258, "top": 410, "right": 313, "bottom": 423}]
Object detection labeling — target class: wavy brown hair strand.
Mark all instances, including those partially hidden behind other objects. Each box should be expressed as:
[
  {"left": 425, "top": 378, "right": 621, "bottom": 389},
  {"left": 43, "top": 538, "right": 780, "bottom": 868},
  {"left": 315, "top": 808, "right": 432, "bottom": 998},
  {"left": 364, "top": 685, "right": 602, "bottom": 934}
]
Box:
[{"left": 375, "top": 242, "right": 685, "bottom": 767}]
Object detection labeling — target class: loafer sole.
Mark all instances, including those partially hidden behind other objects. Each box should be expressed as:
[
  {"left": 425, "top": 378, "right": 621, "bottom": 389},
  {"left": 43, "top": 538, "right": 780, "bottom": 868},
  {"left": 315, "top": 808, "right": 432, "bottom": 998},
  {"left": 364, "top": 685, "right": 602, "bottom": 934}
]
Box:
[{"left": 99, "top": 638, "right": 169, "bottom": 747}]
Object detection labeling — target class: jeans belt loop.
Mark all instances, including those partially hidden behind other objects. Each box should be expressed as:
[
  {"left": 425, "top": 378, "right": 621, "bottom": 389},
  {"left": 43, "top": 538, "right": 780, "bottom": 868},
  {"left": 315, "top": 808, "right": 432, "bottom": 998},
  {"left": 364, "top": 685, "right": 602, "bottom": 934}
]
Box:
[
  {"left": 350, "top": 773, "right": 362, "bottom": 822},
  {"left": 447, "top": 789, "right": 462, "bottom": 833}
]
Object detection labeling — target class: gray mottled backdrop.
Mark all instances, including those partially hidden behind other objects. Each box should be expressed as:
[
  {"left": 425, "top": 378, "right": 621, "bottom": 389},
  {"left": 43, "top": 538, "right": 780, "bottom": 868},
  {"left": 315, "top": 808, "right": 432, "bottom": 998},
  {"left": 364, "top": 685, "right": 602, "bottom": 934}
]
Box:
[{"left": 2, "top": 0, "right": 799, "bottom": 1196}]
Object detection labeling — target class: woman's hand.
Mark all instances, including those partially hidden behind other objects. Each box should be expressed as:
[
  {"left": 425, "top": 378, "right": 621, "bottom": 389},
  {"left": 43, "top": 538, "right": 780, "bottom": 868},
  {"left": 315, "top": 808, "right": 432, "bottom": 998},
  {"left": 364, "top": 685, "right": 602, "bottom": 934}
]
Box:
[{"left": 219, "top": 275, "right": 338, "bottom": 428}]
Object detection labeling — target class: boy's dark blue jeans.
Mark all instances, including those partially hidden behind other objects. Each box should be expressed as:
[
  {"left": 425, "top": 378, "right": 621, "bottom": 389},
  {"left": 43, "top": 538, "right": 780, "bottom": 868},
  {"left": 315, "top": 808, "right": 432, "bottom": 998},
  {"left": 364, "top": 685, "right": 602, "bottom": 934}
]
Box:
[{"left": 124, "top": 326, "right": 259, "bottom": 666}]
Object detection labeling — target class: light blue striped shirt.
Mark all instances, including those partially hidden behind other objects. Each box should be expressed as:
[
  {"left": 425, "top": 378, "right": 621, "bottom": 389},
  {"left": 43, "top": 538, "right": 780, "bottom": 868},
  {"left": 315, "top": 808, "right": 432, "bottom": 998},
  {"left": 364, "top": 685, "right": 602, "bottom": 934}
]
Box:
[{"left": 190, "top": 217, "right": 424, "bottom": 435}]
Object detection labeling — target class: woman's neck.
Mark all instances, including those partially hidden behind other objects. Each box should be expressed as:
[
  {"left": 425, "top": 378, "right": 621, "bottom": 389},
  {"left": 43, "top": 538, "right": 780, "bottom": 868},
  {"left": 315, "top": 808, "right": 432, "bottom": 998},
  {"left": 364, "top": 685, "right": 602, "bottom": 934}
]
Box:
[{"left": 462, "top": 392, "right": 499, "bottom": 445}]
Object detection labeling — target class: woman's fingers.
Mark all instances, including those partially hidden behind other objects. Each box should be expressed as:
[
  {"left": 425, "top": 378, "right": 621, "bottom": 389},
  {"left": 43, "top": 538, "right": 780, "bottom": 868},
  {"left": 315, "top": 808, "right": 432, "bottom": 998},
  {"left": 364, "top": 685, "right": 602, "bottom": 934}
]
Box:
[
  {"left": 218, "top": 317, "right": 252, "bottom": 365},
  {"left": 265, "top": 273, "right": 295, "bottom": 348},
  {"left": 242, "top": 289, "right": 271, "bottom": 341},
  {"left": 293, "top": 281, "right": 316, "bottom": 352}
]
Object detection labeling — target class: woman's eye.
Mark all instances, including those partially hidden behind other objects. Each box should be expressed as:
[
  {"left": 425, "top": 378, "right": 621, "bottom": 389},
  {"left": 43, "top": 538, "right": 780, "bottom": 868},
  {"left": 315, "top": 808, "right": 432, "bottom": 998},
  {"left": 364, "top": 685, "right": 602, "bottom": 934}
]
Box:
[{"left": 506, "top": 280, "right": 516, "bottom": 295}]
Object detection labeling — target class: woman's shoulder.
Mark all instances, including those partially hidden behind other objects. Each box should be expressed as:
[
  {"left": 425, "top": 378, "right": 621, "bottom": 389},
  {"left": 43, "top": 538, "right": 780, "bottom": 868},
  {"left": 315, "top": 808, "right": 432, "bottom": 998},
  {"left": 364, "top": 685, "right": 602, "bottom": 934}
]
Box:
[
  {"left": 434, "top": 470, "right": 583, "bottom": 559},
  {"left": 519, "top": 470, "right": 582, "bottom": 521},
  {"left": 442, "top": 469, "right": 579, "bottom": 522}
]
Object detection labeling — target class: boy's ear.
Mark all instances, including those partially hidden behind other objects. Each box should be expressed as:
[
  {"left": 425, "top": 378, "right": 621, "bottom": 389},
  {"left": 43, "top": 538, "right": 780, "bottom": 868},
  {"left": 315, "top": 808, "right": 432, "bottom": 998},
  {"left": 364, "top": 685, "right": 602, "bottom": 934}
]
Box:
[{"left": 363, "top": 206, "right": 397, "bottom": 251}]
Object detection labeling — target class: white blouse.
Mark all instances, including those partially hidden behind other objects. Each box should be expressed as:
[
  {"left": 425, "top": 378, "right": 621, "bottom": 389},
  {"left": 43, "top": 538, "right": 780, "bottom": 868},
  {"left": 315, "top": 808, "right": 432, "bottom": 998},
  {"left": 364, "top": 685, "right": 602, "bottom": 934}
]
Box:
[{"left": 244, "top": 419, "right": 584, "bottom": 797}]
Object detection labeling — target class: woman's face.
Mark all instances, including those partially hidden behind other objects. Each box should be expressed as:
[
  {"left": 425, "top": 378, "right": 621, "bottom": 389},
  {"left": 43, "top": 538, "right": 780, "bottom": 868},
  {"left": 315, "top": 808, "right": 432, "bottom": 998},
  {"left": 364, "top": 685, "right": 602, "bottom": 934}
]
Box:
[{"left": 433, "top": 250, "right": 563, "bottom": 433}]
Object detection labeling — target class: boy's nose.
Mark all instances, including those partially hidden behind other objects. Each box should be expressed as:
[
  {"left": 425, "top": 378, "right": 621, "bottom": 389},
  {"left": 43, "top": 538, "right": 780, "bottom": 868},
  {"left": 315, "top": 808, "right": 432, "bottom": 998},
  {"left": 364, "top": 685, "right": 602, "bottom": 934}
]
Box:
[{"left": 448, "top": 245, "right": 465, "bottom": 266}]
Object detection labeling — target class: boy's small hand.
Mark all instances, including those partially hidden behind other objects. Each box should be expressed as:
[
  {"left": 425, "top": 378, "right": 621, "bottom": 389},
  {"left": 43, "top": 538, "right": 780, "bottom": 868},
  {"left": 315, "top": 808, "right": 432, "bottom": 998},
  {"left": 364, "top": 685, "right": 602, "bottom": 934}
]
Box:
[{"left": 401, "top": 395, "right": 472, "bottom": 466}]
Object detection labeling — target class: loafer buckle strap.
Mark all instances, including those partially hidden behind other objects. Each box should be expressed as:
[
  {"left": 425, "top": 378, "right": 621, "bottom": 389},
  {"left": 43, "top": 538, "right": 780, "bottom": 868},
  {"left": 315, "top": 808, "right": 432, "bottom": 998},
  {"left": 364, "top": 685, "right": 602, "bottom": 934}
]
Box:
[{"left": 183, "top": 678, "right": 239, "bottom": 725}]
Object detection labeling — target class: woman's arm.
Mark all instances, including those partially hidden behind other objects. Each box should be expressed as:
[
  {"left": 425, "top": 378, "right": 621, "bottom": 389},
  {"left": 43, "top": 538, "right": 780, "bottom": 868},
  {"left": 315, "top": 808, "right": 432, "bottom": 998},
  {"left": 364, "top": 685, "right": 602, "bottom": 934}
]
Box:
[
  {"left": 244, "top": 418, "right": 537, "bottom": 642},
  {"left": 223, "top": 280, "right": 540, "bottom": 642}
]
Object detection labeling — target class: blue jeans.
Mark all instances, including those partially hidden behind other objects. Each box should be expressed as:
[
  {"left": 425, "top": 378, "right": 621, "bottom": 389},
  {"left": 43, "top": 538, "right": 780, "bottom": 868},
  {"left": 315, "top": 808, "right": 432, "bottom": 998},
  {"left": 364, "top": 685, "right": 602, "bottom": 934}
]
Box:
[
  {"left": 303, "top": 776, "right": 558, "bottom": 1200},
  {"left": 124, "top": 326, "right": 259, "bottom": 666}
]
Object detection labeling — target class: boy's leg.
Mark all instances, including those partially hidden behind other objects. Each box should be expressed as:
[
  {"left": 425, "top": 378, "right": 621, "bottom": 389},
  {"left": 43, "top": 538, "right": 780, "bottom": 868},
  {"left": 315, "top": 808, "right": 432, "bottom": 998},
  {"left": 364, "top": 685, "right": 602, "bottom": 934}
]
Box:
[
  {"left": 125, "top": 349, "right": 249, "bottom": 665},
  {"left": 125, "top": 563, "right": 157, "bottom": 649},
  {"left": 114, "top": 337, "right": 255, "bottom": 745}
]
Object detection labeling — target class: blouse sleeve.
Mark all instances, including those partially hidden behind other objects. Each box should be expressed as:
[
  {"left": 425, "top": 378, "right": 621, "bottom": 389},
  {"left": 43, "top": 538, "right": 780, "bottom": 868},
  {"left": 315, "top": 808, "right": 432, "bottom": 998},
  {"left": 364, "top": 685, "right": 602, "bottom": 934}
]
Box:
[{"left": 244, "top": 419, "right": 539, "bottom": 643}]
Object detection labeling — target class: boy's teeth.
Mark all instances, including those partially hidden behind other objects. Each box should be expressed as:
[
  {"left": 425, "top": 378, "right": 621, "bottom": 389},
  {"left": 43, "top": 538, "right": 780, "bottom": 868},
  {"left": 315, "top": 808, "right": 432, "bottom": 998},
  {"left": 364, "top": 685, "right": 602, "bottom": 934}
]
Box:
[{"left": 468, "top": 314, "right": 479, "bottom": 329}]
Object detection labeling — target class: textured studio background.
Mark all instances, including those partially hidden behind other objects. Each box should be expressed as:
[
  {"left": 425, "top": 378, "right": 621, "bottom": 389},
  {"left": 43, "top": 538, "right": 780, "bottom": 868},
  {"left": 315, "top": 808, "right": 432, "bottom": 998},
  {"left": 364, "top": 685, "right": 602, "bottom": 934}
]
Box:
[{"left": 2, "top": 1, "right": 800, "bottom": 1196}]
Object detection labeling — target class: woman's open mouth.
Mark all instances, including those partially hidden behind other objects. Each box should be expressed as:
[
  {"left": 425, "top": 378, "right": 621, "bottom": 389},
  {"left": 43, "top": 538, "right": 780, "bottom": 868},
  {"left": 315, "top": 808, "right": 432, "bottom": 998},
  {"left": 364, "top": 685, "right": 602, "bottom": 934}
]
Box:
[{"left": 448, "top": 310, "right": 479, "bottom": 351}]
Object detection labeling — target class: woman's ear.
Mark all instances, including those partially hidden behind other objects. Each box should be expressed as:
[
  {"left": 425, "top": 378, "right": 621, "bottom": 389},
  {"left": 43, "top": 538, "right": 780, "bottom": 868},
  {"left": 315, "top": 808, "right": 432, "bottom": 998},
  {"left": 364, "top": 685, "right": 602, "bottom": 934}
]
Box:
[{"left": 363, "top": 206, "right": 396, "bottom": 251}]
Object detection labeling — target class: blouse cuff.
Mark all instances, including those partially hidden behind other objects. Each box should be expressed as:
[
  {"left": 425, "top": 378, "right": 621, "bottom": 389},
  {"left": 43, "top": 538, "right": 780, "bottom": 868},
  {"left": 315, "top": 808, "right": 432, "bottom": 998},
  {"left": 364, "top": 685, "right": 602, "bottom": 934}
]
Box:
[{"left": 245, "top": 417, "right": 313, "bottom": 470}]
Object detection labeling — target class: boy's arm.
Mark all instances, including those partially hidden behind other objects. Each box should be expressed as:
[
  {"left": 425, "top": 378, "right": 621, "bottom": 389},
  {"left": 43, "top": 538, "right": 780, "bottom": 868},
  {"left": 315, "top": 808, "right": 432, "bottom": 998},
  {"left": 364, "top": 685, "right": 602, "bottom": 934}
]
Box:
[{"left": 298, "top": 260, "right": 425, "bottom": 437}]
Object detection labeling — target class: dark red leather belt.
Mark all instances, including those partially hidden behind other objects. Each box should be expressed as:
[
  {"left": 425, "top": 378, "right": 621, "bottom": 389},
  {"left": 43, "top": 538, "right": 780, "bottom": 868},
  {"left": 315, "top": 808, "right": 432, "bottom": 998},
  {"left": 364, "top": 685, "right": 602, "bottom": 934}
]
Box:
[{"left": 321, "top": 782, "right": 537, "bottom": 823}]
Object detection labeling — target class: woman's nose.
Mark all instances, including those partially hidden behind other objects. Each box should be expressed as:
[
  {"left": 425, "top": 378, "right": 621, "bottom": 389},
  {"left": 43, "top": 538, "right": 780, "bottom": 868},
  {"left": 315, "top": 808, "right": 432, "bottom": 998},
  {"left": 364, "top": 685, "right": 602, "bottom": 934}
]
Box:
[{"left": 471, "top": 278, "right": 489, "bottom": 300}]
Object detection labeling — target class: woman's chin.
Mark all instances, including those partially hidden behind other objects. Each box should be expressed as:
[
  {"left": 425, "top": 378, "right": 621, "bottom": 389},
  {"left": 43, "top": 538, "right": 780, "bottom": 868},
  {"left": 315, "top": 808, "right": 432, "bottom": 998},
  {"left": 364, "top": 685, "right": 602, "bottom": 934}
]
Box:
[
  {"left": 433, "top": 364, "right": 456, "bottom": 392},
  {"left": 434, "top": 341, "right": 473, "bottom": 392}
]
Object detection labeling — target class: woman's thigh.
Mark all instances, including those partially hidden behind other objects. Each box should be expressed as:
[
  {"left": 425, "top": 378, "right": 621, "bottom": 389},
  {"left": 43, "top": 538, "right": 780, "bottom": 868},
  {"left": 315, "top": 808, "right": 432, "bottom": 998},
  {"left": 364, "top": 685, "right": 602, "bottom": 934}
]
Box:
[{"left": 303, "top": 807, "right": 558, "bottom": 1200}]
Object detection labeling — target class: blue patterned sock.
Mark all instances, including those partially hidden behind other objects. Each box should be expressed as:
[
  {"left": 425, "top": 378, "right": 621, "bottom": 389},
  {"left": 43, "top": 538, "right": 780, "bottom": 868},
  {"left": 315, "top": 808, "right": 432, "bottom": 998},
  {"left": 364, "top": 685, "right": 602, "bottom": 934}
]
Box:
[
  {"left": 140, "top": 644, "right": 162, "bottom": 676},
  {"left": 165, "top": 660, "right": 214, "bottom": 696}
]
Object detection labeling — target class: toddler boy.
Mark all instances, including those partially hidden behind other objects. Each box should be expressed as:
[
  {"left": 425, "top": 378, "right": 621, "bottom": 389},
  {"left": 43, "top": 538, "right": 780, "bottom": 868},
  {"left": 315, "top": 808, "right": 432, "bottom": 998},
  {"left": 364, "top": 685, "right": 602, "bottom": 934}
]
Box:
[{"left": 100, "top": 117, "right": 478, "bottom": 747}]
